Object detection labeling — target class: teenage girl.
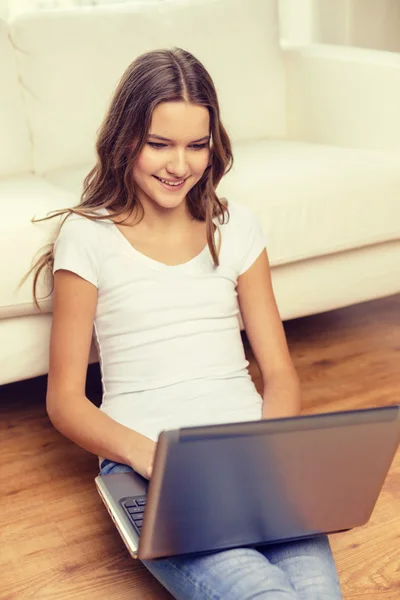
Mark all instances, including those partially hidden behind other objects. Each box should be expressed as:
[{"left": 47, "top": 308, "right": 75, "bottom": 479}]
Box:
[{"left": 31, "top": 48, "right": 342, "bottom": 599}]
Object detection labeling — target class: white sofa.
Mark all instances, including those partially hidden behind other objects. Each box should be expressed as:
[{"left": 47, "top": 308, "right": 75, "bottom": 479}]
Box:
[{"left": 1, "top": 0, "right": 399, "bottom": 386}]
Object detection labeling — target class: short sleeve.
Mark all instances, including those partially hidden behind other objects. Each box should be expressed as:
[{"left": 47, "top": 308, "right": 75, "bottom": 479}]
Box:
[
  {"left": 53, "top": 215, "right": 101, "bottom": 287},
  {"left": 236, "top": 205, "right": 268, "bottom": 276}
]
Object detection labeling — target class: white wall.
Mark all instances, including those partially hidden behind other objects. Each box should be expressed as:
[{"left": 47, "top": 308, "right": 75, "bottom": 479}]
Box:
[
  {"left": 344, "top": 0, "right": 400, "bottom": 52},
  {"left": 280, "top": 0, "right": 400, "bottom": 53}
]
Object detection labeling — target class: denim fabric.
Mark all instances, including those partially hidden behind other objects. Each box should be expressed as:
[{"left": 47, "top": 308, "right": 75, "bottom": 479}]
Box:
[{"left": 100, "top": 460, "right": 342, "bottom": 600}]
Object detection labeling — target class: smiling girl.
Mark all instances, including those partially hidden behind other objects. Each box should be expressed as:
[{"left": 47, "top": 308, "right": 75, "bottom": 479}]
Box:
[{"left": 30, "top": 48, "right": 342, "bottom": 599}]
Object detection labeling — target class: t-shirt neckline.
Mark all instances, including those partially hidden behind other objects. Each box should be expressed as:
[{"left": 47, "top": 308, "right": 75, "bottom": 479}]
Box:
[{"left": 99, "top": 206, "right": 216, "bottom": 272}]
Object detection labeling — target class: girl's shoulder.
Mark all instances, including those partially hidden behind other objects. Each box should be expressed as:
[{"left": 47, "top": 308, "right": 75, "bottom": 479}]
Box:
[
  {"left": 52, "top": 209, "right": 111, "bottom": 286},
  {"left": 217, "top": 198, "right": 267, "bottom": 275},
  {"left": 56, "top": 208, "right": 110, "bottom": 241},
  {"left": 218, "top": 198, "right": 262, "bottom": 233}
]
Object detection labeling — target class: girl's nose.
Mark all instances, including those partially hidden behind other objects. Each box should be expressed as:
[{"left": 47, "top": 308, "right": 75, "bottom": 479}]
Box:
[{"left": 166, "top": 149, "right": 188, "bottom": 178}]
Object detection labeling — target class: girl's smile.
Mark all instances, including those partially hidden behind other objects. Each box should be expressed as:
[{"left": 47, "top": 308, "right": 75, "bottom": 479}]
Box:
[{"left": 152, "top": 175, "right": 189, "bottom": 191}]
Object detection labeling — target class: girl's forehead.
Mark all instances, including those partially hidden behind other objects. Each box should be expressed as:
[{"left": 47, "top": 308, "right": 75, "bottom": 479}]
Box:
[{"left": 150, "top": 101, "right": 210, "bottom": 140}]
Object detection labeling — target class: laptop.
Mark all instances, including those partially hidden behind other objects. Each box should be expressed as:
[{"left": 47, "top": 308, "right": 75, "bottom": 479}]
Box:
[{"left": 95, "top": 405, "right": 400, "bottom": 560}]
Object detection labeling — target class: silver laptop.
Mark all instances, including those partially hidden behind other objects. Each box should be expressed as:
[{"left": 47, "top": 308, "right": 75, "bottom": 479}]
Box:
[{"left": 95, "top": 405, "right": 400, "bottom": 560}]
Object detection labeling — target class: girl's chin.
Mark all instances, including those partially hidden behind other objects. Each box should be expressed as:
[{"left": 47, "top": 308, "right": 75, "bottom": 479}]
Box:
[
  {"left": 155, "top": 197, "right": 187, "bottom": 210},
  {"left": 145, "top": 189, "right": 187, "bottom": 209}
]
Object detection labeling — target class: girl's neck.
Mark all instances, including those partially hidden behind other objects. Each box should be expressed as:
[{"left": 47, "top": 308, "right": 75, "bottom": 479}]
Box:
[{"left": 123, "top": 196, "right": 195, "bottom": 234}]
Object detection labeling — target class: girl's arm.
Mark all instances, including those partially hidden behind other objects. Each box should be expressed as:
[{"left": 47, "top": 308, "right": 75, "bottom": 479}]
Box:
[
  {"left": 47, "top": 270, "right": 156, "bottom": 478},
  {"left": 237, "top": 250, "right": 301, "bottom": 419}
]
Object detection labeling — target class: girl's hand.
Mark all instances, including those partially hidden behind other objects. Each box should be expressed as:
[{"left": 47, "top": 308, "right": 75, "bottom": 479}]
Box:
[{"left": 127, "top": 433, "right": 157, "bottom": 480}]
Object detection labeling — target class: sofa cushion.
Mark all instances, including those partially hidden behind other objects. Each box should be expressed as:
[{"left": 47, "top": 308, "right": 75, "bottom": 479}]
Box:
[
  {"left": 9, "top": 0, "right": 286, "bottom": 175},
  {"left": 0, "top": 175, "right": 77, "bottom": 319},
  {"left": 43, "top": 164, "right": 90, "bottom": 198},
  {"left": 217, "top": 140, "right": 400, "bottom": 264},
  {"left": 0, "top": 19, "right": 32, "bottom": 177}
]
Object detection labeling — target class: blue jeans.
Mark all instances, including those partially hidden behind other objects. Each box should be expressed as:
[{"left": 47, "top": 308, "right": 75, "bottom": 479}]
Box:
[{"left": 100, "top": 460, "right": 342, "bottom": 599}]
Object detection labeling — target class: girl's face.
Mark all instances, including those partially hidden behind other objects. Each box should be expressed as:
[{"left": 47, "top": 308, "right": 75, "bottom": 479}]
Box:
[{"left": 132, "top": 101, "right": 211, "bottom": 212}]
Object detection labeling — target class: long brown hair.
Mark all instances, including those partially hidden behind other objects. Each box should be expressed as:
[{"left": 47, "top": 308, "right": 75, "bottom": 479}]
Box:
[{"left": 26, "top": 47, "right": 233, "bottom": 308}]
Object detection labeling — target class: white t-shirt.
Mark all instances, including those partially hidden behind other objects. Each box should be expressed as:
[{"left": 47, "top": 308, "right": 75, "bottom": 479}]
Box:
[{"left": 53, "top": 200, "right": 267, "bottom": 441}]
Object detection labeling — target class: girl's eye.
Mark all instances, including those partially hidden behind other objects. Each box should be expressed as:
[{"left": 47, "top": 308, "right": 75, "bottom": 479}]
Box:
[
  {"left": 147, "top": 142, "right": 167, "bottom": 149},
  {"left": 147, "top": 142, "right": 209, "bottom": 150}
]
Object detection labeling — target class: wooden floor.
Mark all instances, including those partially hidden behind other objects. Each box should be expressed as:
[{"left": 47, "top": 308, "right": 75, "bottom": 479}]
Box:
[{"left": 1, "top": 295, "right": 399, "bottom": 600}]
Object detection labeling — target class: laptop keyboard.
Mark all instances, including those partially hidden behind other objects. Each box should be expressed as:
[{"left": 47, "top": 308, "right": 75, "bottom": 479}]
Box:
[{"left": 120, "top": 496, "right": 147, "bottom": 536}]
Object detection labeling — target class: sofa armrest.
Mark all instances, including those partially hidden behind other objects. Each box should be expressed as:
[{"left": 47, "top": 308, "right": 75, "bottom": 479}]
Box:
[{"left": 283, "top": 42, "right": 400, "bottom": 153}]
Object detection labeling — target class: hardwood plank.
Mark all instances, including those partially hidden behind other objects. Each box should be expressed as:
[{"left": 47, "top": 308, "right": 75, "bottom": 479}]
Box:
[{"left": 0, "top": 295, "right": 399, "bottom": 599}]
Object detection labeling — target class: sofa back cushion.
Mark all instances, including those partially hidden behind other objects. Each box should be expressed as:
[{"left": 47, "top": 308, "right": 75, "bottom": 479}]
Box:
[
  {"left": 9, "top": 0, "right": 286, "bottom": 174},
  {"left": 0, "top": 19, "right": 32, "bottom": 177}
]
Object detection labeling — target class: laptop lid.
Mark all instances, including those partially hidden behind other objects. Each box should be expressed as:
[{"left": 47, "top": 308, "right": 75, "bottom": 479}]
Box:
[
  {"left": 138, "top": 405, "right": 400, "bottom": 559},
  {"left": 95, "top": 405, "right": 400, "bottom": 561}
]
